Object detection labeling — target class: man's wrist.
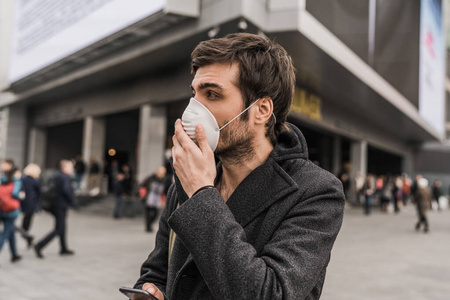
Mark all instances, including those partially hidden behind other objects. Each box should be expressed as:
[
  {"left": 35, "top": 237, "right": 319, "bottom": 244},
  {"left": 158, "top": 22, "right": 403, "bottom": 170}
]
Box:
[{"left": 191, "top": 185, "right": 215, "bottom": 198}]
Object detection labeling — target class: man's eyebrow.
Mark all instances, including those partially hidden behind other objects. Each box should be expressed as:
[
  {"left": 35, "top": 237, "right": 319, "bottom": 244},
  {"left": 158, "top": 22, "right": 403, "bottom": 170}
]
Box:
[{"left": 190, "top": 82, "right": 224, "bottom": 92}]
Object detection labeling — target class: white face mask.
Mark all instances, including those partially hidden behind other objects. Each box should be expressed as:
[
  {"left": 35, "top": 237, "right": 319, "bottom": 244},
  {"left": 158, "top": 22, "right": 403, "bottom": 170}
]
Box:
[{"left": 181, "top": 97, "right": 262, "bottom": 151}]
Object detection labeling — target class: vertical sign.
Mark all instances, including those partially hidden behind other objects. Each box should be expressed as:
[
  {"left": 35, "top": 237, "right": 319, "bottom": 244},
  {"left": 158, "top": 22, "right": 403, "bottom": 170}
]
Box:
[{"left": 419, "top": 0, "right": 445, "bottom": 136}]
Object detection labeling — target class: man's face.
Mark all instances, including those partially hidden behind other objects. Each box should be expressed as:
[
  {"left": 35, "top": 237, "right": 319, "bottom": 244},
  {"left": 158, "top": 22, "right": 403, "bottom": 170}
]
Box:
[
  {"left": 63, "top": 162, "right": 74, "bottom": 175},
  {"left": 191, "top": 63, "right": 255, "bottom": 161}
]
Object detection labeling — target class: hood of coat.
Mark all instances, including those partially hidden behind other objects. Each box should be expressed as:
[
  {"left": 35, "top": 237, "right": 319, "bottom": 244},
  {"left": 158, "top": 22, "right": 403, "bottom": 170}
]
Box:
[{"left": 270, "top": 122, "right": 309, "bottom": 163}]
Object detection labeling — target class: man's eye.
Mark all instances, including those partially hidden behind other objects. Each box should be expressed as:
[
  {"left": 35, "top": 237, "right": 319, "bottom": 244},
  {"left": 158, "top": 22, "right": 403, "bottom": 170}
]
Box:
[{"left": 207, "top": 91, "right": 219, "bottom": 99}]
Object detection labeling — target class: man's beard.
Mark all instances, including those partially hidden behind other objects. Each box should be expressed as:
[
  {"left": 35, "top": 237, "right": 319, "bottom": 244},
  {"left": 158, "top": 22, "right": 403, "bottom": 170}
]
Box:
[{"left": 215, "top": 118, "right": 255, "bottom": 165}]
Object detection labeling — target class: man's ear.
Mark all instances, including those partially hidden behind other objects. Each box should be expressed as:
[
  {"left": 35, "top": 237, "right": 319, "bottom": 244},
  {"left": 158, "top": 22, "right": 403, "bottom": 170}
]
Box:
[{"left": 254, "top": 97, "right": 273, "bottom": 125}]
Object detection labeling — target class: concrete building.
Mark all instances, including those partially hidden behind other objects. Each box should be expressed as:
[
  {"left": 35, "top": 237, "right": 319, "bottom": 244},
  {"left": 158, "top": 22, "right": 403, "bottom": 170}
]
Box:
[{"left": 0, "top": 0, "right": 449, "bottom": 198}]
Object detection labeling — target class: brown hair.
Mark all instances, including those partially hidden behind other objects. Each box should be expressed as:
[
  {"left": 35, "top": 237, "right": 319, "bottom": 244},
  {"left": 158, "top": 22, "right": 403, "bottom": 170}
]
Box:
[{"left": 191, "top": 33, "right": 295, "bottom": 145}]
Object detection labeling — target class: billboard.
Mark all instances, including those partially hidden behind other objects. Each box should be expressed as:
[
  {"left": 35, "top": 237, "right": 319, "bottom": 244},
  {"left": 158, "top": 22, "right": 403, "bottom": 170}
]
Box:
[
  {"left": 8, "top": 0, "right": 166, "bottom": 83},
  {"left": 419, "top": 0, "right": 446, "bottom": 136}
]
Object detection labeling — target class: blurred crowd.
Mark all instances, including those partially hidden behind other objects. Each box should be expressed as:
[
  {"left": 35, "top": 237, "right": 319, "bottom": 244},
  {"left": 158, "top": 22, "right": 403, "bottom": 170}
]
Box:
[
  {"left": 340, "top": 171, "right": 449, "bottom": 233},
  {"left": 0, "top": 155, "right": 172, "bottom": 266}
]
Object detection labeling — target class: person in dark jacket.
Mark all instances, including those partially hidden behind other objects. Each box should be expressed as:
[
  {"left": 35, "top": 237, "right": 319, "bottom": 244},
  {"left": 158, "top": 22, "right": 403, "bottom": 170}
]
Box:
[
  {"left": 131, "top": 33, "right": 345, "bottom": 300},
  {"left": 415, "top": 178, "right": 432, "bottom": 233},
  {"left": 18, "top": 163, "right": 42, "bottom": 247},
  {"left": 140, "top": 166, "right": 169, "bottom": 232},
  {"left": 432, "top": 180, "right": 442, "bottom": 211},
  {"left": 74, "top": 155, "right": 85, "bottom": 190},
  {"left": 113, "top": 172, "right": 125, "bottom": 219},
  {"left": 34, "top": 159, "right": 76, "bottom": 258}
]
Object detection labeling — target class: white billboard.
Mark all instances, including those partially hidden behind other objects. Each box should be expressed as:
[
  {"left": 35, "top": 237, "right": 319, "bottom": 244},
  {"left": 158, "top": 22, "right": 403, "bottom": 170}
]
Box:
[
  {"left": 8, "top": 0, "right": 166, "bottom": 83},
  {"left": 419, "top": 0, "right": 446, "bottom": 136}
]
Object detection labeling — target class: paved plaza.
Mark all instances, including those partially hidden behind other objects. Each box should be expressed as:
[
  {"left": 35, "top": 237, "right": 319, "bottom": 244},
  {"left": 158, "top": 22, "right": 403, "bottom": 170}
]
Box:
[{"left": 1, "top": 197, "right": 449, "bottom": 300}]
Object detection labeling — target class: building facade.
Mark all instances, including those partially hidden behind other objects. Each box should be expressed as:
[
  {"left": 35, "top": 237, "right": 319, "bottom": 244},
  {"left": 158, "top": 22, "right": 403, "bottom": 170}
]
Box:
[{"left": 0, "top": 0, "right": 449, "bottom": 198}]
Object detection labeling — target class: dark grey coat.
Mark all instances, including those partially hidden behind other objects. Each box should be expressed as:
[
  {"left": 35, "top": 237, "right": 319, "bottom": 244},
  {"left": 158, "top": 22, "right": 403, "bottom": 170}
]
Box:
[{"left": 135, "top": 124, "right": 345, "bottom": 299}]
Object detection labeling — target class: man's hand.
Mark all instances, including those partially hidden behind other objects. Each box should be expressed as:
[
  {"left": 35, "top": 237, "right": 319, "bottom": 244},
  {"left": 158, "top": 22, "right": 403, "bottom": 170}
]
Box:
[
  {"left": 132, "top": 283, "right": 164, "bottom": 300},
  {"left": 172, "top": 119, "right": 216, "bottom": 198}
]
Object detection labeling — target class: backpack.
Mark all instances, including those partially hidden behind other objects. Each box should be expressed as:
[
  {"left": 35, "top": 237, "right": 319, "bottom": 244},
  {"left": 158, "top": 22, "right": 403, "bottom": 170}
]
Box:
[
  {"left": 0, "top": 182, "right": 20, "bottom": 213},
  {"left": 40, "top": 178, "right": 57, "bottom": 212}
]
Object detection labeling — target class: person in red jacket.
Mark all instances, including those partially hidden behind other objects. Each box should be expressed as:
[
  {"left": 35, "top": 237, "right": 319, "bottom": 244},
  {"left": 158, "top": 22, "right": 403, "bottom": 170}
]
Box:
[{"left": 0, "top": 159, "right": 23, "bottom": 264}]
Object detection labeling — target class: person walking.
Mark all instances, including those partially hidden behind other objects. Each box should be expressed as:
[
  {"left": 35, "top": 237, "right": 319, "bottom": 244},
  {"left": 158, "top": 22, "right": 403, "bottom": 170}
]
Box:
[
  {"left": 432, "top": 180, "right": 443, "bottom": 211},
  {"left": 130, "top": 33, "right": 345, "bottom": 300},
  {"left": 113, "top": 172, "right": 125, "bottom": 219},
  {"left": 140, "top": 166, "right": 168, "bottom": 232},
  {"left": 34, "top": 160, "right": 76, "bottom": 258},
  {"left": 88, "top": 157, "right": 101, "bottom": 192},
  {"left": 363, "top": 174, "right": 376, "bottom": 215},
  {"left": 415, "top": 177, "right": 432, "bottom": 233},
  {"left": 0, "top": 159, "right": 23, "bottom": 263},
  {"left": 74, "top": 155, "right": 85, "bottom": 191},
  {"left": 17, "top": 163, "right": 42, "bottom": 248}
]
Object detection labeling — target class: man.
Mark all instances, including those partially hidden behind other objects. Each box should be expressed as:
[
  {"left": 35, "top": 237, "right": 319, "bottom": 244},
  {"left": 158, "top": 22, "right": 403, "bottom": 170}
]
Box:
[
  {"left": 140, "top": 166, "right": 169, "bottom": 232},
  {"left": 34, "top": 159, "right": 76, "bottom": 258},
  {"left": 133, "top": 33, "right": 345, "bottom": 299},
  {"left": 432, "top": 180, "right": 442, "bottom": 211},
  {"left": 74, "top": 155, "right": 85, "bottom": 190},
  {"left": 88, "top": 157, "right": 101, "bottom": 192}
]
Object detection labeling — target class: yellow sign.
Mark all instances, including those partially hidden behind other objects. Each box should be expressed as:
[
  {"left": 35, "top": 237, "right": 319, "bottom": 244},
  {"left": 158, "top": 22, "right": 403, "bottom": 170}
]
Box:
[{"left": 291, "top": 88, "right": 322, "bottom": 121}]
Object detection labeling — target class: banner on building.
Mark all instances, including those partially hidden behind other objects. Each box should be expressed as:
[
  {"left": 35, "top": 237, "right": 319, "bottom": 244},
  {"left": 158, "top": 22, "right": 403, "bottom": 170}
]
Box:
[
  {"left": 8, "top": 0, "right": 167, "bottom": 83},
  {"left": 419, "top": 0, "right": 445, "bottom": 136}
]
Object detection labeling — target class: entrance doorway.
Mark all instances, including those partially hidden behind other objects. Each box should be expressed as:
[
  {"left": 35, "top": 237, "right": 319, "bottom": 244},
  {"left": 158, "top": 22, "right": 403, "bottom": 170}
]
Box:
[
  {"left": 104, "top": 109, "right": 139, "bottom": 190},
  {"left": 46, "top": 121, "right": 83, "bottom": 169}
]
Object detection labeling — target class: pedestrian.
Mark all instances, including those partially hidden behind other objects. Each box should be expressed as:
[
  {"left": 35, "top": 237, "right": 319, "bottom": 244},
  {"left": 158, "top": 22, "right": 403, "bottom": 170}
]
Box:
[
  {"left": 34, "top": 159, "right": 76, "bottom": 258},
  {"left": 363, "top": 173, "right": 376, "bottom": 215},
  {"left": 402, "top": 173, "right": 411, "bottom": 206},
  {"left": 140, "top": 166, "right": 168, "bottom": 232},
  {"left": 380, "top": 176, "right": 393, "bottom": 212},
  {"left": 17, "top": 163, "right": 42, "bottom": 248},
  {"left": 0, "top": 159, "right": 23, "bottom": 263},
  {"left": 113, "top": 172, "right": 125, "bottom": 219},
  {"left": 414, "top": 177, "right": 432, "bottom": 233},
  {"left": 410, "top": 174, "right": 423, "bottom": 201},
  {"left": 88, "top": 157, "right": 101, "bottom": 192},
  {"left": 393, "top": 176, "right": 403, "bottom": 213},
  {"left": 432, "top": 180, "right": 442, "bottom": 211},
  {"left": 355, "top": 171, "right": 365, "bottom": 204},
  {"left": 74, "top": 155, "right": 85, "bottom": 191},
  {"left": 130, "top": 33, "right": 345, "bottom": 300},
  {"left": 338, "top": 169, "right": 350, "bottom": 199},
  {"left": 121, "top": 164, "right": 133, "bottom": 196}
]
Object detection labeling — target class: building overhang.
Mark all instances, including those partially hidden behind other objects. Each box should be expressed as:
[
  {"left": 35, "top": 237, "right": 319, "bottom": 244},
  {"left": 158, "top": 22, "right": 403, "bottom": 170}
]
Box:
[
  {"left": 265, "top": 8, "right": 442, "bottom": 145},
  {"left": 4, "top": 0, "right": 200, "bottom": 96}
]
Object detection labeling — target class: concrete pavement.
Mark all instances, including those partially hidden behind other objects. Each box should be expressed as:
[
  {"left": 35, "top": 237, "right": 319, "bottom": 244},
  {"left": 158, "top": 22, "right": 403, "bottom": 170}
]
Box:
[
  {"left": 1, "top": 197, "right": 449, "bottom": 299},
  {"left": 322, "top": 204, "right": 450, "bottom": 300}
]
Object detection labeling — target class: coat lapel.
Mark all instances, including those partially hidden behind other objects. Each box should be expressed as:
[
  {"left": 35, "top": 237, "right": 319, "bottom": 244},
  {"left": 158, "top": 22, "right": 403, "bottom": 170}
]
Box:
[{"left": 226, "top": 156, "right": 299, "bottom": 228}]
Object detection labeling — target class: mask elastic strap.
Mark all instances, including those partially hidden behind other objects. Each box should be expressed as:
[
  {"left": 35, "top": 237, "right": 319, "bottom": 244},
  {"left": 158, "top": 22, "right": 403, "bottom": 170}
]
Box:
[{"left": 218, "top": 98, "right": 261, "bottom": 131}]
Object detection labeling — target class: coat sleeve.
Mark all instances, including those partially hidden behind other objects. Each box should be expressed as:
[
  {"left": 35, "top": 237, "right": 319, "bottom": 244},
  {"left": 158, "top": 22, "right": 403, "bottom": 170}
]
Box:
[
  {"left": 62, "top": 176, "right": 76, "bottom": 207},
  {"left": 134, "top": 183, "right": 176, "bottom": 298},
  {"left": 12, "top": 179, "right": 24, "bottom": 201},
  {"left": 167, "top": 174, "right": 345, "bottom": 300}
]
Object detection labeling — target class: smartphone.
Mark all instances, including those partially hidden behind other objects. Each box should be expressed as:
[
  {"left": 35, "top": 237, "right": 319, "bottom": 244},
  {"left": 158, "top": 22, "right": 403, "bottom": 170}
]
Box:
[{"left": 119, "top": 286, "right": 159, "bottom": 300}]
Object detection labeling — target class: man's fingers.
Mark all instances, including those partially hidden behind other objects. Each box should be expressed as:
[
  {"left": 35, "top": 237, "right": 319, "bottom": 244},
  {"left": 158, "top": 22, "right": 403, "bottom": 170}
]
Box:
[
  {"left": 142, "top": 283, "right": 164, "bottom": 300},
  {"left": 195, "top": 124, "right": 211, "bottom": 153},
  {"left": 174, "top": 119, "right": 194, "bottom": 147}
]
